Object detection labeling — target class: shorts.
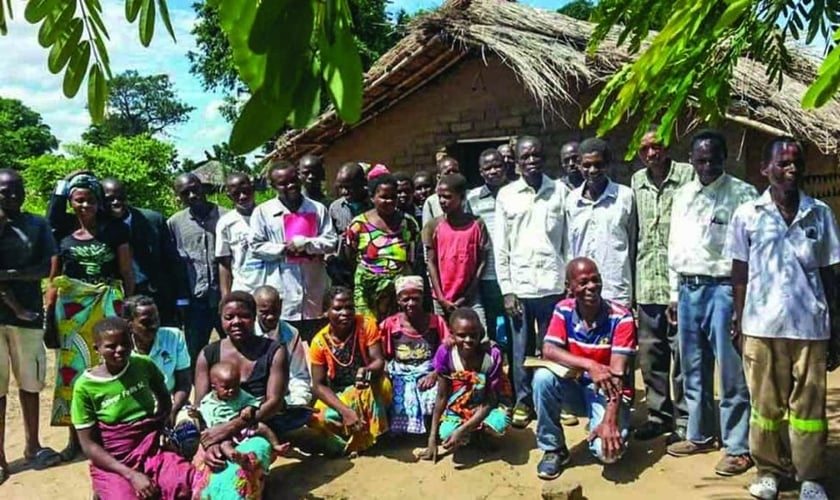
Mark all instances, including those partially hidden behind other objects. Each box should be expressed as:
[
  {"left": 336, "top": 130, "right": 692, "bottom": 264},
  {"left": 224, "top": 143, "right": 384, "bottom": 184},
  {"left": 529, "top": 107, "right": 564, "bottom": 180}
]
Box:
[{"left": 0, "top": 325, "right": 46, "bottom": 396}]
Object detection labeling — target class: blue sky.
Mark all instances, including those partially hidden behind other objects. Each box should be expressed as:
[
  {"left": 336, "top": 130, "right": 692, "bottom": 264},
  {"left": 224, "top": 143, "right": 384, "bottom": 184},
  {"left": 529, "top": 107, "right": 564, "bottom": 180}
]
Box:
[{"left": 0, "top": 0, "right": 564, "bottom": 161}]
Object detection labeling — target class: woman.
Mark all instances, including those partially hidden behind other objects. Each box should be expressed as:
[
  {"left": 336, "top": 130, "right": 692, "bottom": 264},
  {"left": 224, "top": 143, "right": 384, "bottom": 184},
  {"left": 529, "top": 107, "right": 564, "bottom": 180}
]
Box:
[
  {"left": 309, "top": 286, "right": 392, "bottom": 454},
  {"left": 193, "top": 291, "right": 311, "bottom": 499},
  {"left": 421, "top": 308, "right": 510, "bottom": 461},
  {"left": 344, "top": 174, "right": 420, "bottom": 321},
  {"left": 123, "top": 295, "right": 191, "bottom": 423},
  {"left": 72, "top": 317, "right": 194, "bottom": 499},
  {"left": 47, "top": 173, "right": 134, "bottom": 460},
  {"left": 380, "top": 276, "right": 448, "bottom": 434}
]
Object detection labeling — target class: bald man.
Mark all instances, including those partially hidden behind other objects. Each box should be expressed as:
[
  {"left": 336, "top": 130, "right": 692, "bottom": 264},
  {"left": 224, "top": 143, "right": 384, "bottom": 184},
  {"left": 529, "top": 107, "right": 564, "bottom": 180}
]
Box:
[
  {"left": 532, "top": 258, "right": 637, "bottom": 479},
  {"left": 167, "top": 173, "right": 228, "bottom": 362}
]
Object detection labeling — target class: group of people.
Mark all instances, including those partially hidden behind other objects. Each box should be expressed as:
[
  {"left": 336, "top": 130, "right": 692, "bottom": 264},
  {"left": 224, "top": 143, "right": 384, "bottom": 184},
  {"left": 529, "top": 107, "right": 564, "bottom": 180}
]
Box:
[{"left": 0, "top": 126, "right": 836, "bottom": 500}]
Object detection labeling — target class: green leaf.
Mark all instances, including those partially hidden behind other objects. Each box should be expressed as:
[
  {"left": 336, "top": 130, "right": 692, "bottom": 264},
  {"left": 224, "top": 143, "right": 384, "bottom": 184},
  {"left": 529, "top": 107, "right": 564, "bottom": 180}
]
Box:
[
  {"left": 288, "top": 54, "right": 322, "bottom": 128},
  {"left": 139, "top": 0, "right": 155, "bottom": 47},
  {"left": 229, "top": 89, "right": 289, "bottom": 154},
  {"left": 249, "top": 0, "right": 293, "bottom": 54},
  {"left": 38, "top": 1, "right": 76, "bottom": 48},
  {"left": 218, "top": 0, "right": 266, "bottom": 90},
  {"left": 714, "top": 0, "right": 749, "bottom": 32},
  {"left": 125, "top": 0, "right": 142, "bottom": 22},
  {"left": 48, "top": 17, "right": 83, "bottom": 74},
  {"left": 0, "top": 0, "right": 10, "bottom": 35},
  {"left": 87, "top": 64, "right": 107, "bottom": 123},
  {"left": 803, "top": 47, "right": 840, "bottom": 108},
  {"left": 320, "top": 22, "right": 363, "bottom": 123},
  {"left": 260, "top": 1, "right": 314, "bottom": 101},
  {"left": 24, "top": 0, "right": 57, "bottom": 23},
  {"left": 93, "top": 33, "right": 111, "bottom": 77},
  {"left": 84, "top": 0, "right": 110, "bottom": 40},
  {"left": 156, "top": 0, "right": 175, "bottom": 41},
  {"left": 63, "top": 40, "right": 91, "bottom": 97}
]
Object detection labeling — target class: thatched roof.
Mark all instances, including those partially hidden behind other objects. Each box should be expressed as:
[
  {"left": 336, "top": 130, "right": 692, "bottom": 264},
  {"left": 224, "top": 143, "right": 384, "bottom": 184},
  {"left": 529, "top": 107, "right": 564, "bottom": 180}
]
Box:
[
  {"left": 190, "top": 160, "right": 228, "bottom": 187},
  {"left": 271, "top": 0, "right": 840, "bottom": 160}
]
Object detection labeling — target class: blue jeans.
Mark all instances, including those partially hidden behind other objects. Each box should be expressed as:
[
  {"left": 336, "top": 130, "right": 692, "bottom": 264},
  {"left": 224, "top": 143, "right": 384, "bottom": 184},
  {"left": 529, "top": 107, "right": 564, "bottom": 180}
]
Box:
[
  {"left": 511, "top": 295, "right": 562, "bottom": 407},
  {"left": 533, "top": 368, "right": 630, "bottom": 462},
  {"left": 678, "top": 281, "right": 750, "bottom": 455}
]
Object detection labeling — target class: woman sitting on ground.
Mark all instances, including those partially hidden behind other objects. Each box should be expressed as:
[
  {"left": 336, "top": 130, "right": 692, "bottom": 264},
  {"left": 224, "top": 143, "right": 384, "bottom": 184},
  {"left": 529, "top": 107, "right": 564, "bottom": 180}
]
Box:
[
  {"left": 421, "top": 308, "right": 510, "bottom": 461},
  {"left": 193, "top": 291, "right": 311, "bottom": 499},
  {"left": 123, "top": 295, "right": 192, "bottom": 422},
  {"left": 71, "top": 317, "right": 195, "bottom": 499},
  {"left": 379, "top": 276, "right": 448, "bottom": 434},
  {"left": 309, "top": 286, "right": 392, "bottom": 455}
]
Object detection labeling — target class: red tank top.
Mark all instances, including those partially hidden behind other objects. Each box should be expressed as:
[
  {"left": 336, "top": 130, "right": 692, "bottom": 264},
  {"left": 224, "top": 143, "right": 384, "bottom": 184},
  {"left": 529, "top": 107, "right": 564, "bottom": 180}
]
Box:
[{"left": 433, "top": 219, "right": 482, "bottom": 301}]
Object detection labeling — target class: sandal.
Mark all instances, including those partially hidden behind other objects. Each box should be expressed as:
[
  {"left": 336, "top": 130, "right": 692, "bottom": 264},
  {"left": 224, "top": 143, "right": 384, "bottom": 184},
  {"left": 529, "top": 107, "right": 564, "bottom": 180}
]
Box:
[
  {"left": 26, "top": 447, "right": 62, "bottom": 470},
  {"left": 0, "top": 465, "right": 8, "bottom": 485}
]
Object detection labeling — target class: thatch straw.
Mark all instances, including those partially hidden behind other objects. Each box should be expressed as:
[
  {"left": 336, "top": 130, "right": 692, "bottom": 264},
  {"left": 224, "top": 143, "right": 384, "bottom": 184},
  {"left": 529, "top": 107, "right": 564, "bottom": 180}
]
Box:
[{"left": 272, "top": 0, "right": 840, "bottom": 157}]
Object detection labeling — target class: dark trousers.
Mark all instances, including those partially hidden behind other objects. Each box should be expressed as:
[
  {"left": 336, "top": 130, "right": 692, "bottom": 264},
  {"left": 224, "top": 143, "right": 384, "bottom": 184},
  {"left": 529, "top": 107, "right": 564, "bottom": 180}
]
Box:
[
  {"left": 480, "top": 280, "right": 508, "bottom": 341},
  {"left": 511, "top": 295, "right": 563, "bottom": 408},
  {"left": 185, "top": 295, "right": 222, "bottom": 364},
  {"left": 637, "top": 303, "right": 688, "bottom": 429}
]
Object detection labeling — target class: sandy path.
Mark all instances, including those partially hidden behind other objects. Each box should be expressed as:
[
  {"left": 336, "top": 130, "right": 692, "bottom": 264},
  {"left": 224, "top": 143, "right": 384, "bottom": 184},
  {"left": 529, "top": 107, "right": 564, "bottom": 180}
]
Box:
[{"left": 2, "top": 351, "right": 838, "bottom": 499}]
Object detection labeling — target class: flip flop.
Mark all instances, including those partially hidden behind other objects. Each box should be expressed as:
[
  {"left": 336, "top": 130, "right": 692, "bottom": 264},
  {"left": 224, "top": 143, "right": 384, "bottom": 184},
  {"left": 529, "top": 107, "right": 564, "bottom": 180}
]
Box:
[
  {"left": 26, "top": 448, "right": 62, "bottom": 470},
  {"left": 0, "top": 465, "right": 8, "bottom": 485}
]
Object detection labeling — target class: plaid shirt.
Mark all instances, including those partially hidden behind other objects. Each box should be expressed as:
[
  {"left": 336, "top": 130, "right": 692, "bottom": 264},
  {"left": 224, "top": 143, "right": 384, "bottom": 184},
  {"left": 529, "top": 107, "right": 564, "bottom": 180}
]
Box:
[{"left": 631, "top": 161, "right": 694, "bottom": 305}]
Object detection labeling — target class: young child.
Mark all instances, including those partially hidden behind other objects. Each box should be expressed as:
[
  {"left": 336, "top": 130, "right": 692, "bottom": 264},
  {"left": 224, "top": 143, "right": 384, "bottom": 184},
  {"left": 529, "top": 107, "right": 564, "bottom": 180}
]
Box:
[
  {"left": 423, "top": 174, "right": 489, "bottom": 327},
  {"left": 412, "top": 170, "right": 434, "bottom": 224},
  {"left": 421, "top": 307, "right": 510, "bottom": 461},
  {"left": 198, "top": 361, "right": 288, "bottom": 464},
  {"left": 0, "top": 207, "right": 39, "bottom": 322}
]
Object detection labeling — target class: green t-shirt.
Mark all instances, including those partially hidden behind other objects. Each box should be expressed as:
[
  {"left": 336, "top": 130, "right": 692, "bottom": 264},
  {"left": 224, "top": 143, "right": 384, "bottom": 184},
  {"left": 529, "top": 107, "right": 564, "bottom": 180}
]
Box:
[{"left": 71, "top": 355, "right": 166, "bottom": 429}]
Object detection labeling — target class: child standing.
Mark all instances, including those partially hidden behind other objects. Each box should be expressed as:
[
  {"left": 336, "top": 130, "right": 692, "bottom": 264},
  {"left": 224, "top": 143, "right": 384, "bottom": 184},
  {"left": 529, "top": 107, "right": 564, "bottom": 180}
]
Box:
[
  {"left": 423, "top": 174, "right": 489, "bottom": 328},
  {"left": 198, "top": 361, "right": 288, "bottom": 464},
  {"left": 421, "top": 308, "right": 509, "bottom": 461}
]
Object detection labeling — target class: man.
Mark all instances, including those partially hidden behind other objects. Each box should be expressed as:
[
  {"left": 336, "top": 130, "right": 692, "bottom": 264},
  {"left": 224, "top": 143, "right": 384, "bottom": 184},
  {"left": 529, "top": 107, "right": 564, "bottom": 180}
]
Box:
[
  {"left": 666, "top": 130, "right": 756, "bottom": 476},
  {"left": 167, "top": 173, "right": 227, "bottom": 362},
  {"left": 412, "top": 170, "right": 435, "bottom": 224},
  {"left": 251, "top": 160, "right": 338, "bottom": 342},
  {"left": 467, "top": 149, "right": 510, "bottom": 341},
  {"left": 394, "top": 171, "right": 420, "bottom": 224},
  {"left": 327, "top": 162, "right": 371, "bottom": 287},
  {"left": 726, "top": 137, "right": 840, "bottom": 500},
  {"left": 216, "top": 173, "right": 264, "bottom": 296},
  {"left": 422, "top": 156, "right": 470, "bottom": 222},
  {"left": 533, "top": 257, "right": 636, "bottom": 479},
  {"left": 495, "top": 135, "right": 569, "bottom": 428},
  {"left": 101, "top": 177, "right": 181, "bottom": 325},
  {"left": 631, "top": 127, "right": 693, "bottom": 442},
  {"left": 559, "top": 141, "right": 584, "bottom": 190},
  {"left": 497, "top": 143, "right": 518, "bottom": 181},
  {"left": 0, "top": 169, "right": 61, "bottom": 479},
  {"left": 298, "top": 154, "right": 330, "bottom": 205},
  {"left": 564, "top": 138, "right": 636, "bottom": 307}
]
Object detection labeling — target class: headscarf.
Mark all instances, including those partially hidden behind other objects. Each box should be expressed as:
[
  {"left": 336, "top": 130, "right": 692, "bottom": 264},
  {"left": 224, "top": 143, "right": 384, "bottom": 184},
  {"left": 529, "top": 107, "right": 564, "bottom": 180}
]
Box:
[
  {"left": 66, "top": 173, "right": 104, "bottom": 204},
  {"left": 366, "top": 163, "right": 390, "bottom": 181},
  {"left": 395, "top": 275, "right": 424, "bottom": 295}
]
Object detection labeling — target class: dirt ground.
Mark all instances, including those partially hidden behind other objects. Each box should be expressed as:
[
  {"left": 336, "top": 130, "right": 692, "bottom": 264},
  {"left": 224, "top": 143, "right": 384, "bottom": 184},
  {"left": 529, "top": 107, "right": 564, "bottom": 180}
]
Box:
[{"left": 1, "top": 350, "right": 838, "bottom": 500}]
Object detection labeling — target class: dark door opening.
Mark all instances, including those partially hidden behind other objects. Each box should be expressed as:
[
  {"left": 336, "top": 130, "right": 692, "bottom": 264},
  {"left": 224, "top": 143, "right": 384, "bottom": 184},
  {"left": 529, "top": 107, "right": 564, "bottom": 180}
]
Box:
[{"left": 451, "top": 136, "right": 514, "bottom": 189}]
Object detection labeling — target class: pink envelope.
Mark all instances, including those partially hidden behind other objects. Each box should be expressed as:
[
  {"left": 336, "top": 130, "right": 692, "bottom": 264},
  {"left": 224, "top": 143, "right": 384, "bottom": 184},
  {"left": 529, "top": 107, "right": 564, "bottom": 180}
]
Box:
[{"left": 283, "top": 212, "right": 317, "bottom": 263}]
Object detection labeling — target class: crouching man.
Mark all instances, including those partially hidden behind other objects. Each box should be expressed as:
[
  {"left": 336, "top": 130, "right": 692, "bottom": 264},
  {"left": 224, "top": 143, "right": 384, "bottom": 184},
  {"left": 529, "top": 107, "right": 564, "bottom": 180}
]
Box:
[{"left": 532, "top": 257, "right": 637, "bottom": 479}]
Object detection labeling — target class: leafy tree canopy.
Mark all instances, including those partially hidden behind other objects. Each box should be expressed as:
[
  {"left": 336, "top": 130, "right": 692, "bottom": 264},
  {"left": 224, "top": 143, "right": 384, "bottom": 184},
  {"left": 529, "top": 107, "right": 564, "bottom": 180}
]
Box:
[
  {"left": 82, "top": 70, "right": 195, "bottom": 145},
  {"left": 557, "top": 0, "right": 595, "bottom": 21},
  {"left": 585, "top": 0, "right": 838, "bottom": 155},
  {"left": 20, "top": 134, "right": 179, "bottom": 215},
  {"left": 0, "top": 97, "right": 59, "bottom": 169}
]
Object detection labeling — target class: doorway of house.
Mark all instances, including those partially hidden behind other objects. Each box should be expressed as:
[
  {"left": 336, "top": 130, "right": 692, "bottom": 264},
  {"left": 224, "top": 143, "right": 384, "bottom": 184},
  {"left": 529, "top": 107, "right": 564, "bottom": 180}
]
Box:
[{"left": 451, "top": 136, "right": 514, "bottom": 189}]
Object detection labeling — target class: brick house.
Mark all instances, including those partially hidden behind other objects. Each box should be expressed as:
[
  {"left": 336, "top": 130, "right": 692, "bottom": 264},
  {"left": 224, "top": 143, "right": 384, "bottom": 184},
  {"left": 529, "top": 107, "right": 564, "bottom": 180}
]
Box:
[{"left": 269, "top": 0, "right": 840, "bottom": 211}]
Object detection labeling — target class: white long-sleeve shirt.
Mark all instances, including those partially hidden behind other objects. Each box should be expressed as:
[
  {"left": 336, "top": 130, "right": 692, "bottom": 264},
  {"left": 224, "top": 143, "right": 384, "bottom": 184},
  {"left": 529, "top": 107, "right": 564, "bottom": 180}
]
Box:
[
  {"left": 249, "top": 196, "right": 338, "bottom": 321},
  {"left": 565, "top": 180, "right": 636, "bottom": 306},
  {"left": 668, "top": 173, "right": 758, "bottom": 302},
  {"left": 494, "top": 175, "right": 568, "bottom": 298}
]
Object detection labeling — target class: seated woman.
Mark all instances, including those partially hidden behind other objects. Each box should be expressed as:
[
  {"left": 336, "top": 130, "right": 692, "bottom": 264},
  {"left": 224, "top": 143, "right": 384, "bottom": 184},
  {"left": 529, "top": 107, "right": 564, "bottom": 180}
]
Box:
[
  {"left": 193, "top": 291, "right": 310, "bottom": 499},
  {"left": 380, "top": 276, "right": 448, "bottom": 434},
  {"left": 71, "top": 317, "right": 195, "bottom": 499},
  {"left": 309, "top": 286, "right": 392, "bottom": 455},
  {"left": 421, "top": 308, "right": 510, "bottom": 461},
  {"left": 122, "top": 295, "right": 192, "bottom": 423}
]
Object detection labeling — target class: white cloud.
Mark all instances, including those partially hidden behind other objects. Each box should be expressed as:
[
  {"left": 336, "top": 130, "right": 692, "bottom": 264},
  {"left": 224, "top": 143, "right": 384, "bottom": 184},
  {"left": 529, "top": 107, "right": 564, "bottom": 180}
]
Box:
[{"left": 0, "top": 0, "right": 231, "bottom": 160}]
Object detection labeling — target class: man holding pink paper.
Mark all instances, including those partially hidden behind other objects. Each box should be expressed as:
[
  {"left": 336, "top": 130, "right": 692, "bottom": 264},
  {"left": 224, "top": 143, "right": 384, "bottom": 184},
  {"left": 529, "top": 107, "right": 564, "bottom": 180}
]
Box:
[{"left": 250, "top": 160, "right": 338, "bottom": 341}]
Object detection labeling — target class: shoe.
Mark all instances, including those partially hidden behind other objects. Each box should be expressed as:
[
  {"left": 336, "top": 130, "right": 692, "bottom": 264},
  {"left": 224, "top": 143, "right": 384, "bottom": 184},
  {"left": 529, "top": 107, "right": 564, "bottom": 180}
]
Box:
[
  {"left": 666, "top": 439, "right": 717, "bottom": 457},
  {"left": 800, "top": 481, "right": 829, "bottom": 500},
  {"left": 560, "top": 412, "right": 579, "bottom": 426},
  {"left": 714, "top": 454, "right": 754, "bottom": 476},
  {"left": 512, "top": 404, "right": 533, "bottom": 428},
  {"left": 748, "top": 474, "right": 778, "bottom": 500},
  {"left": 666, "top": 428, "right": 686, "bottom": 446},
  {"left": 634, "top": 421, "right": 672, "bottom": 441},
  {"left": 537, "top": 447, "right": 571, "bottom": 480}
]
